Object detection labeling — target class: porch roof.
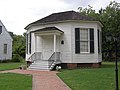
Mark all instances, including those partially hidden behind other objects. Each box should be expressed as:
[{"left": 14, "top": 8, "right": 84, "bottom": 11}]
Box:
[{"left": 31, "top": 27, "right": 64, "bottom": 33}]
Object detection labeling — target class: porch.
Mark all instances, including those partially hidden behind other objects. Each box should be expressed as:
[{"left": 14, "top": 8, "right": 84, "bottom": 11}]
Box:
[{"left": 27, "top": 27, "right": 63, "bottom": 70}]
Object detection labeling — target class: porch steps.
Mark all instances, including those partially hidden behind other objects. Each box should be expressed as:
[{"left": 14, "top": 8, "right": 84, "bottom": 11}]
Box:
[{"left": 28, "top": 60, "right": 51, "bottom": 71}]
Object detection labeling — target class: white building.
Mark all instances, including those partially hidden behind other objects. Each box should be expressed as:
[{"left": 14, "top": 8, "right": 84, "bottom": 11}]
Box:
[
  {"left": 0, "top": 20, "right": 13, "bottom": 61},
  {"left": 25, "top": 11, "right": 103, "bottom": 70}
]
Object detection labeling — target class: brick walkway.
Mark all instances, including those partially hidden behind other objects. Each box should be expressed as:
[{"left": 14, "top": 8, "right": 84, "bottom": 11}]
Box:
[{"left": 0, "top": 69, "right": 71, "bottom": 90}]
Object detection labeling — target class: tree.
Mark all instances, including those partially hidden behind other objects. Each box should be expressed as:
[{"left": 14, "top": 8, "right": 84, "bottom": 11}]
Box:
[
  {"left": 99, "top": 1, "right": 120, "bottom": 61},
  {"left": 78, "top": 1, "right": 120, "bottom": 61},
  {"left": 78, "top": 5, "right": 100, "bottom": 20},
  {"left": 12, "top": 33, "right": 26, "bottom": 59}
]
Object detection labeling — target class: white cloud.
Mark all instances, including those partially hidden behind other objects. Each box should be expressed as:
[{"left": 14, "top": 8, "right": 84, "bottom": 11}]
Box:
[
  {"left": 0, "top": 0, "right": 70, "bottom": 35},
  {"left": 0, "top": 0, "right": 120, "bottom": 35},
  {"left": 82, "top": 0, "right": 120, "bottom": 12}
]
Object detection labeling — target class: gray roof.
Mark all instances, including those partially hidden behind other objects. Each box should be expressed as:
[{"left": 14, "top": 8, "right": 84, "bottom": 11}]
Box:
[{"left": 25, "top": 11, "right": 96, "bottom": 29}]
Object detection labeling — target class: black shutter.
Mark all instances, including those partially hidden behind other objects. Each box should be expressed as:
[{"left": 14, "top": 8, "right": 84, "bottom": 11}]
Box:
[
  {"left": 98, "top": 30, "right": 100, "bottom": 53},
  {"left": 0, "top": 26, "right": 2, "bottom": 34},
  {"left": 90, "top": 28, "right": 94, "bottom": 53},
  {"left": 99, "top": 31, "right": 102, "bottom": 53},
  {"left": 26, "top": 34, "right": 28, "bottom": 54},
  {"left": 75, "top": 28, "right": 80, "bottom": 53},
  {"left": 29, "top": 32, "right": 31, "bottom": 54}
]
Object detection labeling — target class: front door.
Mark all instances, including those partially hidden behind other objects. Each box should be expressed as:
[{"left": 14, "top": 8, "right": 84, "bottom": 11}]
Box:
[{"left": 42, "top": 36, "right": 53, "bottom": 60}]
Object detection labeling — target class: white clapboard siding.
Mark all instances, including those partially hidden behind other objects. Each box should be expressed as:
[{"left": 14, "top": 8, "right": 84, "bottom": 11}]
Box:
[
  {"left": 26, "top": 21, "right": 102, "bottom": 64},
  {"left": 71, "top": 22, "right": 102, "bottom": 63},
  {"left": 0, "top": 20, "right": 13, "bottom": 60}
]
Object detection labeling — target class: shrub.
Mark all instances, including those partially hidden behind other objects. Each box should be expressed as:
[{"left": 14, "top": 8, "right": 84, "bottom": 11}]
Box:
[
  {"left": 0, "top": 59, "right": 11, "bottom": 63},
  {"left": 12, "top": 54, "right": 24, "bottom": 62}
]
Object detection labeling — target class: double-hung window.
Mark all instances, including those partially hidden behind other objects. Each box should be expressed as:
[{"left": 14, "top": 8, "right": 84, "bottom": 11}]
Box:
[
  {"left": 80, "top": 28, "right": 89, "bottom": 53},
  {"left": 4, "top": 44, "right": 7, "bottom": 54},
  {"left": 75, "top": 28, "right": 94, "bottom": 54}
]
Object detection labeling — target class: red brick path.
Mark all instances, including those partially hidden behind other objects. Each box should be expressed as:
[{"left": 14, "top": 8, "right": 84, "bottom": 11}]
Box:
[{"left": 0, "top": 69, "right": 71, "bottom": 90}]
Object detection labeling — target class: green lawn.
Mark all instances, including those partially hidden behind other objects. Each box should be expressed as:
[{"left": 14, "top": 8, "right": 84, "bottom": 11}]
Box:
[
  {"left": 0, "top": 62, "right": 24, "bottom": 71},
  {"left": 57, "top": 62, "right": 120, "bottom": 90},
  {"left": 0, "top": 73, "right": 32, "bottom": 90}
]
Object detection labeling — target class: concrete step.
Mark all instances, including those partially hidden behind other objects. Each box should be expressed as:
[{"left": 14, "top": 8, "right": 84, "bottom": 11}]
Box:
[
  {"left": 31, "top": 63, "right": 48, "bottom": 65},
  {"left": 30, "top": 65, "right": 49, "bottom": 67},
  {"left": 28, "top": 60, "right": 51, "bottom": 70},
  {"left": 27, "top": 68, "right": 50, "bottom": 71},
  {"left": 28, "top": 66, "right": 49, "bottom": 69}
]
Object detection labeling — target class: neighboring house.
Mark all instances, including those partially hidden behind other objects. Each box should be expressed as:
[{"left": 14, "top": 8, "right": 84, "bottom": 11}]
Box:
[
  {"left": 0, "top": 20, "right": 13, "bottom": 61},
  {"left": 25, "top": 11, "right": 103, "bottom": 70}
]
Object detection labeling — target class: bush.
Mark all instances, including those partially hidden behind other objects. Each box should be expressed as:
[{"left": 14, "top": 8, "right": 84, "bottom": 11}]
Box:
[
  {"left": 12, "top": 54, "right": 24, "bottom": 62},
  {"left": 0, "top": 59, "right": 12, "bottom": 63}
]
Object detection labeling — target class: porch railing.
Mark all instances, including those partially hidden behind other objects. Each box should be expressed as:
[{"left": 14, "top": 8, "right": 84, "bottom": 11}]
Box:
[
  {"left": 28, "top": 52, "right": 60, "bottom": 70},
  {"left": 48, "top": 52, "right": 61, "bottom": 69},
  {"left": 28, "top": 52, "right": 42, "bottom": 62}
]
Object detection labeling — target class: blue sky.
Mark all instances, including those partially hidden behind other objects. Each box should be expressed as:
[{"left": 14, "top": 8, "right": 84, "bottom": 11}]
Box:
[{"left": 0, "top": 0, "right": 120, "bottom": 35}]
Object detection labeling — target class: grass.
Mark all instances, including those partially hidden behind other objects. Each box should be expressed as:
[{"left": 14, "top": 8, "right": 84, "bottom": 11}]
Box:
[
  {"left": 57, "top": 62, "right": 120, "bottom": 90},
  {"left": 0, "top": 62, "right": 25, "bottom": 71},
  {"left": 0, "top": 73, "right": 32, "bottom": 90}
]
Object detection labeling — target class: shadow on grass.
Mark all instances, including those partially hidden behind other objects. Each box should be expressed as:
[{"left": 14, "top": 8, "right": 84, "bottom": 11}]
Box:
[{"left": 101, "top": 62, "right": 119, "bottom": 68}]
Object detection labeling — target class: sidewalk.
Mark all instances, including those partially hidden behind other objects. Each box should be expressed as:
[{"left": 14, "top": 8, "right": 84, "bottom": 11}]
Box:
[{"left": 0, "top": 69, "right": 71, "bottom": 90}]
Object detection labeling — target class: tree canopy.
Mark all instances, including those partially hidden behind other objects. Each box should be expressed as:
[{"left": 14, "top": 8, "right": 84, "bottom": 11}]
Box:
[
  {"left": 78, "top": 1, "right": 120, "bottom": 61},
  {"left": 9, "top": 32, "right": 26, "bottom": 62},
  {"left": 12, "top": 34, "right": 26, "bottom": 58}
]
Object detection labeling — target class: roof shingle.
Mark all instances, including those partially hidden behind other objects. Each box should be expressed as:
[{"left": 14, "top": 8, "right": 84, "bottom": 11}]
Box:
[{"left": 25, "top": 11, "right": 96, "bottom": 29}]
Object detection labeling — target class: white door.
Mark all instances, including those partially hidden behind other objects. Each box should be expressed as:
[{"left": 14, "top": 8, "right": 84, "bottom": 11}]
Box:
[{"left": 42, "top": 36, "right": 53, "bottom": 60}]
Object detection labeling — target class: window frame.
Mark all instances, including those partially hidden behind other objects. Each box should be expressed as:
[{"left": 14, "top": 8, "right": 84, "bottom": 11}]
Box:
[
  {"left": 79, "top": 28, "right": 90, "bottom": 53},
  {"left": 4, "top": 44, "right": 7, "bottom": 54}
]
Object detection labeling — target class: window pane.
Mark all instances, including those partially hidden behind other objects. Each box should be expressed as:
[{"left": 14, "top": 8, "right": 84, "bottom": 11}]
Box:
[
  {"left": 80, "top": 28, "right": 88, "bottom": 52},
  {"left": 80, "top": 28, "right": 88, "bottom": 41},
  {"left": 4, "top": 44, "right": 7, "bottom": 54},
  {"left": 80, "top": 41, "right": 88, "bottom": 52}
]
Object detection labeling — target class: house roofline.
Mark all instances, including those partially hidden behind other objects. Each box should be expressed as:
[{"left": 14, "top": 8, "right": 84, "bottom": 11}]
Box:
[
  {"left": 0, "top": 20, "right": 13, "bottom": 40},
  {"left": 31, "top": 27, "right": 64, "bottom": 33},
  {"left": 25, "top": 20, "right": 103, "bottom": 30}
]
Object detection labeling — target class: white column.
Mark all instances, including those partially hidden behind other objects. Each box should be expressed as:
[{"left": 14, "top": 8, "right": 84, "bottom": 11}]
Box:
[
  {"left": 35, "top": 35, "right": 37, "bottom": 52},
  {"left": 54, "top": 34, "right": 56, "bottom": 61},
  {"left": 54, "top": 34, "right": 56, "bottom": 52}
]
